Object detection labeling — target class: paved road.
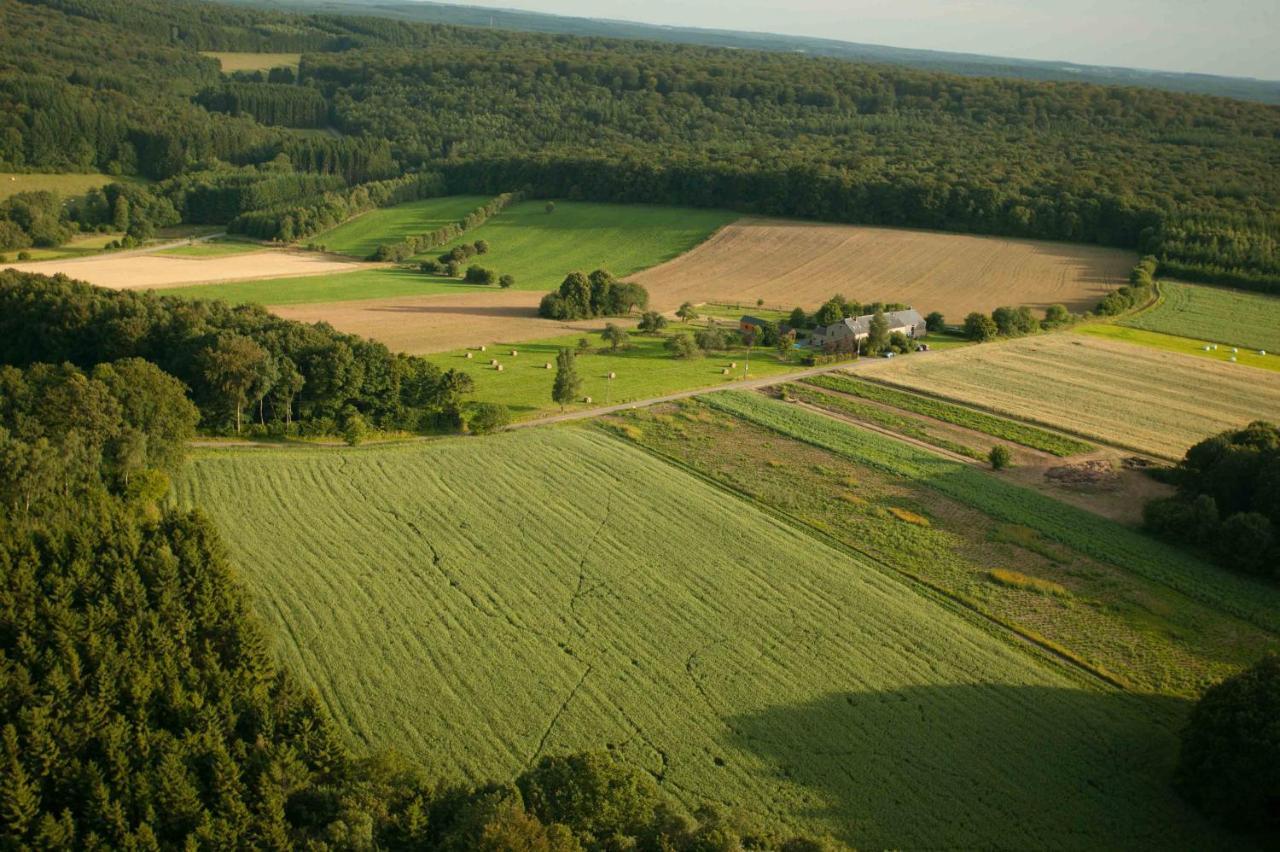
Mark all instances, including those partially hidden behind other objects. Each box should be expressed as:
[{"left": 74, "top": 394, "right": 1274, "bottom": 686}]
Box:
[{"left": 506, "top": 358, "right": 871, "bottom": 429}]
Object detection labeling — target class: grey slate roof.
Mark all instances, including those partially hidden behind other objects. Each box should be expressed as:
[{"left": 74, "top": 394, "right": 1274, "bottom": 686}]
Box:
[{"left": 817, "top": 308, "right": 924, "bottom": 337}]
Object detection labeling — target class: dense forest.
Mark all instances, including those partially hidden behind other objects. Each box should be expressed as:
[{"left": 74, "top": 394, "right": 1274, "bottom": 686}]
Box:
[{"left": 0, "top": 0, "right": 1278, "bottom": 289}]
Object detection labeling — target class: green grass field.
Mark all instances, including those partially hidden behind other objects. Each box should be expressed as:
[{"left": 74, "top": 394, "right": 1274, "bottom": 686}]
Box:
[
  {"left": 604, "top": 400, "right": 1276, "bottom": 696},
  {"left": 154, "top": 267, "right": 467, "bottom": 305},
  {"left": 424, "top": 200, "right": 738, "bottom": 291},
  {"left": 314, "top": 195, "right": 492, "bottom": 259},
  {"left": 432, "top": 327, "right": 802, "bottom": 418},
  {"left": 703, "top": 390, "right": 1280, "bottom": 635},
  {"left": 1080, "top": 323, "right": 1280, "bottom": 373},
  {"left": 804, "top": 373, "right": 1095, "bottom": 455},
  {"left": 1121, "top": 280, "right": 1280, "bottom": 353},
  {"left": 0, "top": 172, "right": 136, "bottom": 202},
  {"left": 174, "top": 428, "right": 1226, "bottom": 848},
  {"left": 1, "top": 231, "right": 123, "bottom": 262},
  {"left": 153, "top": 239, "right": 266, "bottom": 258}
]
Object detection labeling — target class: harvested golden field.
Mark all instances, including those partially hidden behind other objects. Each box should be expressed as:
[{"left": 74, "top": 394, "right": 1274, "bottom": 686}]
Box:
[
  {"left": 201, "top": 51, "right": 302, "bottom": 73},
  {"left": 631, "top": 218, "right": 1133, "bottom": 316},
  {"left": 855, "top": 333, "right": 1280, "bottom": 459},
  {"left": 271, "top": 289, "right": 613, "bottom": 354},
  {"left": 4, "top": 248, "right": 367, "bottom": 290}
]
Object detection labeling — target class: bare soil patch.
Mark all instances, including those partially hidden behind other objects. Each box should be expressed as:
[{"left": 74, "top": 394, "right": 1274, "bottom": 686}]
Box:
[
  {"left": 631, "top": 218, "right": 1133, "bottom": 316},
  {"left": 270, "top": 290, "right": 620, "bottom": 354},
  {"left": 4, "top": 249, "right": 367, "bottom": 290}
]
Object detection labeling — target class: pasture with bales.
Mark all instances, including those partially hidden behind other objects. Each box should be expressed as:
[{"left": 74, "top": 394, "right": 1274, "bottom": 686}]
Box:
[
  {"left": 1119, "top": 280, "right": 1280, "bottom": 353},
  {"left": 1077, "top": 323, "right": 1280, "bottom": 373},
  {"left": 174, "top": 427, "right": 1235, "bottom": 849},
  {"left": 855, "top": 332, "right": 1280, "bottom": 459}
]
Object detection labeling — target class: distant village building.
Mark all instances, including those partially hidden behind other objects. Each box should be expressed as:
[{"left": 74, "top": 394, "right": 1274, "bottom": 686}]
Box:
[{"left": 811, "top": 309, "right": 926, "bottom": 348}]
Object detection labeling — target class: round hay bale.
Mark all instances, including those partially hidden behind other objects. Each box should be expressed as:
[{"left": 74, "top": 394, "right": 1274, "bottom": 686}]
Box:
[
  {"left": 1262, "top": 350, "right": 1268, "bottom": 356},
  {"left": 544, "top": 362, "right": 552, "bottom": 369},
  {"left": 730, "top": 362, "right": 737, "bottom": 368},
  {"left": 608, "top": 371, "right": 616, "bottom": 379},
  {"left": 511, "top": 349, "right": 518, "bottom": 357},
  {"left": 465, "top": 352, "right": 473, "bottom": 359},
  {"left": 1232, "top": 347, "right": 1239, "bottom": 353},
  {"left": 479, "top": 345, "right": 487, "bottom": 352},
  {"left": 722, "top": 368, "right": 730, "bottom": 375},
  {"left": 1230, "top": 356, "right": 1237, "bottom": 362},
  {"left": 583, "top": 396, "right": 593, "bottom": 404},
  {"left": 490, "top": 359, "right": 499, "bottom": 366},
  {"left": 495, "top": 363, "right": 504, "bottom": 371}
]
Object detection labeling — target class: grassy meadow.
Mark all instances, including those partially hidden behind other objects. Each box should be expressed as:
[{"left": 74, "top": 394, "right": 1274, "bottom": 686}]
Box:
[
  {"left": 1080, "top": 323, "right": 1280, "bottom": 373},
  {"left": 0, "top": 171, "right": 134, "bottom": 202},
  {"left": 153, "top": 239, "right": 266, "bottom": 258},
  {"left": 174, "top": 428, "right": 1229, "bottom": 848},
  {"left": 1121, "top": 280, "right": 1280, "bottom": 353},
  {"left": 431, "top": 326, "right": 803, "bottom": 419},
  {"left": 1, "top": 231, "right": 123, "bottom": 262},
  {"left": 422, "top": 200, "right": 739, "bottom": 292},
  {"left": 154, "top": 267, "right": 464, "bottom": 305},
  {"left": 314, "top": 195, "right": 492, "bottom": 259}
]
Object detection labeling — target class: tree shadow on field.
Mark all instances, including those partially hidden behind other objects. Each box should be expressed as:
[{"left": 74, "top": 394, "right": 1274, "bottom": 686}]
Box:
[{"left": 725, "top": 684, "right": 1233, "bottom": 850}]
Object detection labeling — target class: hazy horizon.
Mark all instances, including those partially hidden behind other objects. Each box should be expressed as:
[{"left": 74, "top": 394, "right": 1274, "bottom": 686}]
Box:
[{"left": 426, "top": 0, "right": 1280, "bottom": 80}]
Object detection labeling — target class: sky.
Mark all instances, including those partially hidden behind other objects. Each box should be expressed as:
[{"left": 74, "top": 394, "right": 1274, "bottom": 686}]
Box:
[{"left": 433, "top": 0, "right": 1280, "bottom": 80}]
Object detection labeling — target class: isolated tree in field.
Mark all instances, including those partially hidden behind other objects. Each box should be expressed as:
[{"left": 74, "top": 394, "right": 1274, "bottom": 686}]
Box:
[
  {"left": 695, "top": 322, "right": 727, "bottom": 352},
  {"left": 676, "top": 302, "right": 699, "bottom": 323},
  {"left": 601, "top": 323, "right": 630, "bottom": 351},
  {"left": 1177, "top": 655, "right": 1280, "bottom": 831},
  {"left": 925, "top": 311, "right": 946, "bottom": 332},
  {"left": 637, "top": 311, "right": 667, "bottom": 333},
  {"left": 789, "top": 306, "right": 808, "bottom": 330},
  {"left": 552, "top": 348, "right": 581, "bottom": 411},
  {"left": 545, "top": 201, "right": 556, "bottom": 214},
  {"left": 988, "top": 445, "right": 1012, "bottom": 470},
  {"left": 665, "top": 333, "right": 698, "bottom": 359},
  {"left": 464, "top": 265, "right": 497, "bottom": 285},
  {"left": 756, "top": 297, "right": 765, "bottom": 307},
  {"left": 964, "top": 312, "right": 998, "bottom": 342},
  {"left": 866, "top": 310, "right": 890, "bottom": 355},
  {"left": 474, "top": 239, "right": 490, "bottom": 255},
  {"left": 200, "top": 334, "right": 269, "bottom": 434},
  {"left": 341, "top": 407, "right": 368, "bottom": 446},
  {"left": 499, "top": 274, "right": 515, "bottom": 288},
  {"left": 577, "top": 337, "right": 592, "bottom": 353}
]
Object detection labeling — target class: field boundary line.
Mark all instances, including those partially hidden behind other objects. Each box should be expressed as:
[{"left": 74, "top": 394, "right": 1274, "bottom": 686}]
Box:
[
  {"left": 589, "top": 421, "right": 1129, "bottom": 692},
  {"left": 853, "top": 371, "right": 1173, "bottom": 463}
]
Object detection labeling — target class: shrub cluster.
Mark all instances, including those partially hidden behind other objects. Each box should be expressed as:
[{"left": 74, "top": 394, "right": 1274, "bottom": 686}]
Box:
[
  {"left": 962, "top": 302, "right": 1074, "bottom": 341},
  {"left": 1096, "top": 255, "right": 1157, "bottom": 315},
  {"left": 371, "top": 191, "right": 521, "bottom": 261},
  {"left": 1144, "top": 421, "right": 1280, "bottom": 578},
  {"left": 539, "top": 269, "right": 649, "bottom": 320}
]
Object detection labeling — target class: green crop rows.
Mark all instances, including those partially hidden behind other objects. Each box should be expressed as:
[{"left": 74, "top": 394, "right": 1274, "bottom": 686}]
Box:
[
  {"left": 1121, "top": 280, "right": 1280, "bottom": 353},
  {"left": 804, "top": 373, "right": 1093, "bottom": 456},
  {"left": 704, "top": 391, "right": 1280, "bottom": 634},
  {"left": 173, "top": 428, "right": 1222, "bottom": 849}
]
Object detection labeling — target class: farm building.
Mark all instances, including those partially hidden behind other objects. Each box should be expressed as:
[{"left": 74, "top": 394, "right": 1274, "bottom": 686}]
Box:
[
  {"left": 739, "top": 315, "right": 793, "bottom": 335},
  {"left": 811, "top": 309, "right": 926, "bottom": 348}
]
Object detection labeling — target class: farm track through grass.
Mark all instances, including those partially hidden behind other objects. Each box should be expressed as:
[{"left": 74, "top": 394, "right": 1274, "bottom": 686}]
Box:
[
  {"left": 1121, "top": 280, "right": 1280, "bottom": 353},
  {"left": 703, "top": 390, "right": 1280, "bottom": 636},
  {"left": 805, "top": 373, "right": 1093, "bottom": 456},
  {"left": 175, "top": 429, "right": 1225, "bottom": 848},
  {"left": 856, "top": 332, "right": 1280, "bottom": 458}
]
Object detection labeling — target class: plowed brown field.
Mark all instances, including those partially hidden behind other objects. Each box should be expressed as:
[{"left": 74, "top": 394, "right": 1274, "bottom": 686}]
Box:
[
  {"left": 270, "top": 290, "right": 614, "bottom": 354},
  {"left": 4, "top": 249, "right": 367, "bottom": 290},
  {"left": 631, "top": 218, "right": 1133, "bottom": 316}
]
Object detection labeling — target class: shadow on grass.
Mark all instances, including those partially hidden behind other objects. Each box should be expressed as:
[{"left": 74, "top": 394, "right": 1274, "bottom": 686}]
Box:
[{"left": 724, "top": 685, "right": 1219, "bottom": 849}]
